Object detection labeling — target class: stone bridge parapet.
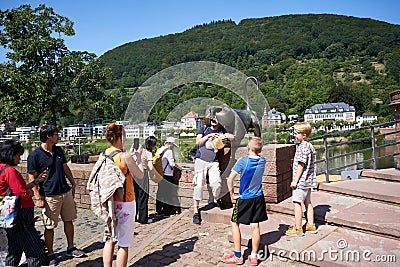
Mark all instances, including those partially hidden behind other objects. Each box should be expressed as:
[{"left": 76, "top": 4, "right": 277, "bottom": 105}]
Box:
[{"left": 17, "top": 144, "right": 295, "bottom": 210}]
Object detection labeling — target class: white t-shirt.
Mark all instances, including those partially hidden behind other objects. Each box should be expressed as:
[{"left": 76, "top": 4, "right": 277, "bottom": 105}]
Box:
[
  {"left": 141, "top": 149, "right": 153, "bottom": 170},
  {"left": 293, "top": 141, "right": 316, "bottom": 189},
  {"left": 156, "top": 146, "right": 175, "bottom": 176}
]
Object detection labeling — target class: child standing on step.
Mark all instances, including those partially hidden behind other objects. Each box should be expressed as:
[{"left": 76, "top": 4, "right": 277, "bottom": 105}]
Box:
[
  {"left": 285, "top": 122, "right": 318, "bottom": 236},
  {"left": 221, "top": 137, "right": 267, "bottom": 266}
]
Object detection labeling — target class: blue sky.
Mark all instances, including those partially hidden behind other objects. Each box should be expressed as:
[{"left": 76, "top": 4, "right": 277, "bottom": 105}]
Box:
[{"left": 1, "top": 0, "right": 399, "bottom": 58}]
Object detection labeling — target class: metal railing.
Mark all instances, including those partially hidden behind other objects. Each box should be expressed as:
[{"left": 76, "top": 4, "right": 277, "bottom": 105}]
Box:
[{"left": 309, "top": 120, "right": 400, "bottom": 183}]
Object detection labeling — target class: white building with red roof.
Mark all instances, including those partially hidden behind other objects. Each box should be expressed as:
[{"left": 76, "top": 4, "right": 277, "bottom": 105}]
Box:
[{"left": 180, "top": 111, "right": 200, "bottom": 130}]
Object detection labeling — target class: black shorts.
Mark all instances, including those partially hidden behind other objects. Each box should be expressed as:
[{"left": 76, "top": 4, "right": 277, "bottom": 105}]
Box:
[{"left": 231, "top": 195, "right": 268, "bottom": 225}]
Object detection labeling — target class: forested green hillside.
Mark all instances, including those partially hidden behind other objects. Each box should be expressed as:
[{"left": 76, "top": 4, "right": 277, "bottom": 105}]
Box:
[{"left": 94, "top": 14, "right": 400, "bottom": 124}]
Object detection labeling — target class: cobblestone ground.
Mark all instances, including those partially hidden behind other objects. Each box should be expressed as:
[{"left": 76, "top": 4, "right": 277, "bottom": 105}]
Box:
[
  {"left": 34, "top": 207, "right": 105, "bottom": 255},
  {"left": 56, "top": 209, "right": 311, "bottom": 267},
  {"left": 0, "top": 208, "right": 105, "bottom": 266}
]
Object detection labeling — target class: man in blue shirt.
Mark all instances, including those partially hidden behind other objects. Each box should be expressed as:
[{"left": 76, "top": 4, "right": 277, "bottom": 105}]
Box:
[
  {"left": 192, "top": 117, "right": 234, "bottom": 225},
  {"left": 28, "top": 125, "right": 85, "bottom": 265}
]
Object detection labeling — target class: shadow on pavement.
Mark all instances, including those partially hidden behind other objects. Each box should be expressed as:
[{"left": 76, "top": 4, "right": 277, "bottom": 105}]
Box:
[
  {"left": 129, "top": 236, "right": 199, "bottom": 266},
  {"left": 82, "top": 241, "right": 105, "bottom": 253},
  {"left": 314, "top": 204, "right": 331, "bottom": 222},
  {"left": 54, "top": 241, "right": 104, "bottom": 266},
  {"left": 241, "top": 224, "right": 286, "bottom": 264},
  {"left": 76, "top": 256, "right": 104, "bottom": 267}
]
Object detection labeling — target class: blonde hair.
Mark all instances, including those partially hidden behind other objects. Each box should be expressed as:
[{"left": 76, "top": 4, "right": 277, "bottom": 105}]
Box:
[
  {"left": 294, "top": 122, "right": 312, "bottom": 137},
  {"left": 248, "top": 137, "right": 262, "bottom": 154}
]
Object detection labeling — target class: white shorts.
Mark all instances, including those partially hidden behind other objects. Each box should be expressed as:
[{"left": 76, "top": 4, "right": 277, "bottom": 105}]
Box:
[
  {"left": 193, "top": 158, "right": 221, "bottom": 200},
  {"left": 292, "top": 188, "right": 311, "bottom": 203},
  {"left": 114, "top": 200, "right": 136, "bottom": 247}
]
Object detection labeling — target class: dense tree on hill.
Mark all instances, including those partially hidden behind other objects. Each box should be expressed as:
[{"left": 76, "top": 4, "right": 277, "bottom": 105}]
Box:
[
  {"left": 101, "top": 14, "right": 399, "bottom": 123},
  {"left": 103, "top": 15, "right": 400, "bottom": 85},
  {"left": 0, "top": 4, "right": 111, "bottom": 126}
]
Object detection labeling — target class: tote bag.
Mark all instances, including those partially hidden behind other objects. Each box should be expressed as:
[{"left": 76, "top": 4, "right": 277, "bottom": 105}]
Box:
[{"left": 0, "top": 166, "right": 21, "bottom": 229}]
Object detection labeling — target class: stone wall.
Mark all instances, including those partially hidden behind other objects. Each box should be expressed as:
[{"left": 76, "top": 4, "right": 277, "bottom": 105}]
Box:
[
  {"left": 17, "top": 144, "right": 295, "bottom": 210},
  {"left": 18, "top": 163, "right": 93, "bottom": 209},
  {"left": 234, "top": 144, "right": 295, "bottom": 203}
]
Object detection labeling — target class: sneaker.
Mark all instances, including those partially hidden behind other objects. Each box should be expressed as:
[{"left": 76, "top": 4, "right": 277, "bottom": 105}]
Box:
[
  {"left": 221, "top": 254, "right": 244, "bottom": 265},
  {"left": 147, "top": 218, "right": 153, "bottom": 223},
  {"left": 285, "top": 226, "right": 304, "bottom": 236},
  {"left": 47, "top": 253, "right": 57, "bottom": 266},
  {"left": 248, "top": 255, "right": 258, "bottom": 266},
  {"left": 66, "top": 246, "right": 86, "bottom": 258},
  {"left": 155, "top": 212, "right": 166, "bottom": 218},
  {"left": 306, "top": 223, "right": 318, "bottom": 234},
  {"left": 193, "top": 213, "right": 201, "bottom": 225}
]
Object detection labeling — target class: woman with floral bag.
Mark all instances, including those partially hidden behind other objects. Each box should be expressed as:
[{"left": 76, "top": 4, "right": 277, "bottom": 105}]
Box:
[{"left": 0, "top": 140, "right": 48, "bottom": 267}]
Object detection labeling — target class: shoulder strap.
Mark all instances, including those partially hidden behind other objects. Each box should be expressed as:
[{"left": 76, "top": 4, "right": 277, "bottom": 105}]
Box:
[
  {"left": 6, "top": 187, "right": 13, "bottom": 196},
  {"left": 0, "top": 166, "right": 12, "bottom": 196},
  {"left": 107, "top": 150, "right": 130, "bottom": 175},
  {"left": 157, "top": 147, "right": 168, "bottom": 157},
  {"left": 92, "top": 150, "right": 123, "bottom": 179},
  {"left": 162, "top": 148, "right": 170, "bottom": 158},
  {"left": 102, "top": 150, "right": 122, "bottom": 161},
  {"left": 203, "top": 126, "right": 218, "bottom": 137},
  {"left": 102, "top": 149, "right": 128, "bottom": 201},
  {"left": 200, "top": 125, "right": 208, "bottom": 136},
  {"left": 0, "top": 166, "right": 10, "bottom": 176},
  {"left": 163, "top": 158, "right": 169, "bottom": 172},
  {"left": 162, "top": 149, "right": 174, "bottom": 172}
]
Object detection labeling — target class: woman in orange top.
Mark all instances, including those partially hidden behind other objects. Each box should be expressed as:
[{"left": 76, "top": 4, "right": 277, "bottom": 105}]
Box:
[{"left": 103, "top": 123, "right": 144, "bottom": 267}]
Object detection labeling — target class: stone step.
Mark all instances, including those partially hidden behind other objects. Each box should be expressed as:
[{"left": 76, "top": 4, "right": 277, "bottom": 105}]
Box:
[
  {"left": 318, "top": 178, "right": 400, "bottom": 205},
  {"left": 361, "top": 168, "right": 400, "bottom": 182},
  {"left": 197, "top": 204, "right": 233, "bottom": 223},
  {"left": 200, "top": 189, "right": 400, "bottom": 239},
  {"left": 200, "top": 203, "right": 400, "bottom": 266},
  {"left": 267, "top": 190, "right": 400, "bottom": 239},
  {"left": 227, "top": 219, "right": 400, "bottom": 267},
  {"left": 199, "top": 168, "right": 400, "bottom": 266}
]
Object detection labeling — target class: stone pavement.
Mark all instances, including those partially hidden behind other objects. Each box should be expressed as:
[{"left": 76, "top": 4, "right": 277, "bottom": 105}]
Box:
[
  {"left": 33, "top": 208, "right": 105, "bottom": 255},
  {"left": 0, "top": 208, "right": 105, "bottom": 267},
  {"left": 24, "top": 169, "right": 400, "bottom": 266},
  {"left": 55, "top": 209, "right": 312, "bottom": 267}
]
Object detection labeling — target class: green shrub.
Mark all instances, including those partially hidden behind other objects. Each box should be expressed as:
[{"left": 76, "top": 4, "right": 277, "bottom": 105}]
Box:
[{"left": 349, "top": 129, "right": 371, "bottom": 143}]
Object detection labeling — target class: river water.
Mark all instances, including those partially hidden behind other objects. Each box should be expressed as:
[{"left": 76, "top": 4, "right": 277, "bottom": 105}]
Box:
[{"left": 315, "top": 143, "right": 396, "bottom": 175}]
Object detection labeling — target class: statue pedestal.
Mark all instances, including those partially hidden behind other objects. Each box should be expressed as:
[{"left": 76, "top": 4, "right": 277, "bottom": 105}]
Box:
[
  {"left": 389, "top": 90, "right": 400, "bottom": 169},
  {"left": 235, "top": 144, "right": 295, "bottom": 203}
]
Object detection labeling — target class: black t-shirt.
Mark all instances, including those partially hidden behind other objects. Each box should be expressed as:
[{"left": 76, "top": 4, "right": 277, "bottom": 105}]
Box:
[
  {"left": 195, "top": 125, "right": 226, "bottom": 161},
  {"left": 27, "top": 145, "right": 71, "bottom": 197}
]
